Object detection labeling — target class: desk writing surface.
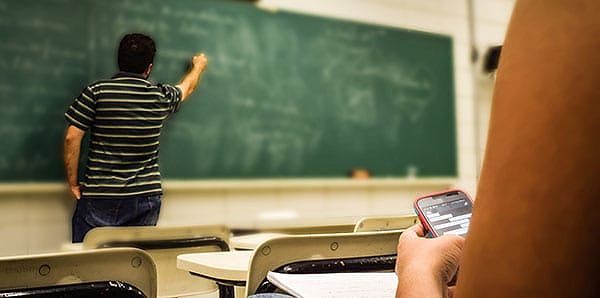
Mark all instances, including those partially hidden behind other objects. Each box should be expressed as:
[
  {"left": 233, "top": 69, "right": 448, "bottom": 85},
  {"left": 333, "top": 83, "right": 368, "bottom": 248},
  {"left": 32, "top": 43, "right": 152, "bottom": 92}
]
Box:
[
  {"left": 0, "top": 0, "right": 456, "bottom": 181},
  {"left": 230, "top": 232, "right": 287, "bottom": 250},
  {"left": 229, "top": 215, "right": 362, "bottom": 233},
  {"left": 177, "top": 251, "right": 252, "bottom": 282}
]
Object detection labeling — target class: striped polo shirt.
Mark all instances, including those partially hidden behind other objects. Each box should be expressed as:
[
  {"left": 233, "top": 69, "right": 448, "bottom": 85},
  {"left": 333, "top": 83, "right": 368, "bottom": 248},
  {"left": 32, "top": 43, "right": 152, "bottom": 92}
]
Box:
[{"left": 65, "top": 72, "right": 182, "bottom": 199}]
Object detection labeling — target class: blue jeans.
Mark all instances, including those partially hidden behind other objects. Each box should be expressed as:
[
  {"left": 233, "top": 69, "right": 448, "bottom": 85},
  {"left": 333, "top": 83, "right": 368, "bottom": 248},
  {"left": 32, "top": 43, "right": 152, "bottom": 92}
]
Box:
[{"left": 71, "top": 195, "right": 161, "bottom": 243}]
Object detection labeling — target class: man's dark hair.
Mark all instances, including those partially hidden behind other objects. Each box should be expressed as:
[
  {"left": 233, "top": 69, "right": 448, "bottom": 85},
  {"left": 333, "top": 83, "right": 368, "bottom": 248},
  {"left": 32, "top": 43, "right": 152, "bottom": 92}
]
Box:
[{"left": 118, "top": 33, "right": 156, "bottom": 74}]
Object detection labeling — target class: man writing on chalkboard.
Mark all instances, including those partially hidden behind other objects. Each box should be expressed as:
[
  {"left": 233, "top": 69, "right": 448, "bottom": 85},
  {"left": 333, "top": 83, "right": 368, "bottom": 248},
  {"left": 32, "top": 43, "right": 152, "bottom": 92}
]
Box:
[{"left": 63, "top": 33, "right": 207, "bottom": 242}]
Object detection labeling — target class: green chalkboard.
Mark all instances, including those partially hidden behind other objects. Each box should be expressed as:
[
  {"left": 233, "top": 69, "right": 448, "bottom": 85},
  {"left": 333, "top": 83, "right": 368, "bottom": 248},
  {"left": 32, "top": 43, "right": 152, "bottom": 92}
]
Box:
[{"left": 0, "top": 0, "right": 456, "bottom": 181}]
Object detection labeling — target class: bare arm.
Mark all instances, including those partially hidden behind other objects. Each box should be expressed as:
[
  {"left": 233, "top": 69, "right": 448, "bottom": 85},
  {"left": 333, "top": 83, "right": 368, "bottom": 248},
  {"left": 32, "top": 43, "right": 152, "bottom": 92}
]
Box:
[
  {"left": 176, "top": 53, "right": 208, "bottom": 101},
  {"left": 456, "top": 1, "right": 600, "bottom": 297},
  {"left": 395, "top": 1, "right": 599, "bottom": 297},
  {"left": 63, "top": 125, "right": 85, "bottom": 200},
  {"left": 396, "top": 224, "right": 464, "bottom": 298}
]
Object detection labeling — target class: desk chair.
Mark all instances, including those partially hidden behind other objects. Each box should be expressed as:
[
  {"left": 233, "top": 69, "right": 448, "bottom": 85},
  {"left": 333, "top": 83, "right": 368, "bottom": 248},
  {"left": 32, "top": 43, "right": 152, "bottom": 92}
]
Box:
[
  {"left": 84, "top": 225, "right": 231, "bottom": 298},
  {"left": 353, "top": 214, "right": 417, "bottom": 232},
  {"left": 266, "top": 224, "right": 356, "bottom": 235},
  {"left": 245, "top": 230, "right": 402, "bottom": 296},
  {"left": 0, "top": 248, "right": 156, "bottom": 298}
]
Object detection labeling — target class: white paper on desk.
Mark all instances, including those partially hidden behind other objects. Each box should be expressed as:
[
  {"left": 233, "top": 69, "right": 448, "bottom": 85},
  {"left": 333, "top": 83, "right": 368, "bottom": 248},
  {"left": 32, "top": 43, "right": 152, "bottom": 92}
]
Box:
[{"left": 267, "top": 271, "right": 397, "bottom": 298}]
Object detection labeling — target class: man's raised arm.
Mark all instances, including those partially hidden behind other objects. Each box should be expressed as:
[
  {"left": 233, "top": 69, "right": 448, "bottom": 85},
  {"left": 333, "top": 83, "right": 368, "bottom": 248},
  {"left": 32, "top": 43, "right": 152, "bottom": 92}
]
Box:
[{"left": 176, "top": 53, "right": 208, "bottom": 101}]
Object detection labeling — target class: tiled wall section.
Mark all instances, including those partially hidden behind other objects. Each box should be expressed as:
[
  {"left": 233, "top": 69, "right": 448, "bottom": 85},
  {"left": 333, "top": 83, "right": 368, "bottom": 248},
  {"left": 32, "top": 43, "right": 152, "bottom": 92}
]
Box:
[
  {"left": 0, "top": 0, "right": 514, "bottom": 257},
  {"left": 0, "top": 180, "right": 451, "bottom": 256}
]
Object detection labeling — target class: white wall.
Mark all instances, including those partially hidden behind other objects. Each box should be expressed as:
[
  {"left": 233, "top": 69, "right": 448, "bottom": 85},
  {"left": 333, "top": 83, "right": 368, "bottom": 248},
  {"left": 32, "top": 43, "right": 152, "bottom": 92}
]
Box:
[
  {"left": 0, "top": 180, "right": 452, "bottom": 256},
  {"left": 0, "top": 0, "right": 514, "bottom": 257},
  {"left": 471, "top": 0, "right": 515, "bottom": 175}
]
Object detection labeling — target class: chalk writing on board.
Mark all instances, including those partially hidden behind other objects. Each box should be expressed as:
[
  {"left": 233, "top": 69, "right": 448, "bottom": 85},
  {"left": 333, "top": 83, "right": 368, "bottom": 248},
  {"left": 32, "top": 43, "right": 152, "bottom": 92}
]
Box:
[
  {"left": 0, "top": 0, "right": 456, "bottom": 180},
  {"left": 0, "top": 42, "right": 84, "bottom": 60},
  {"left": 158, "top": 4, "right": 235, "bottom": 25}
]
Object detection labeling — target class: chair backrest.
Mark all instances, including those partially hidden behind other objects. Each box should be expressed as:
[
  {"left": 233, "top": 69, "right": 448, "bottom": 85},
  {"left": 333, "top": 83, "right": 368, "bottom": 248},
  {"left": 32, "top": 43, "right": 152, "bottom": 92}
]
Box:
[
  {"left": 267, "top": 224, "right": 356, "bottom": 235},
  {"left": 83, "top": 225, "right": 230, "bottom": 298},
  {"left": 353, "top": 214, "right": 418, "bottom": 232},
  {"left": 0, "top": 248, "right": 156, "bottom": 298},
  {"left": 245, "top": 230, "right": 402, "bottom": 296}
]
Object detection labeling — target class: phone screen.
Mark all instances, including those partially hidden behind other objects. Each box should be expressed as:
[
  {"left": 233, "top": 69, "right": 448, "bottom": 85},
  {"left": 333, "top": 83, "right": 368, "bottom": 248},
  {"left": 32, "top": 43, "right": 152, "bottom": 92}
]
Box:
[{"left": 417, "top": 191, "right": 473, "bottom": 237}]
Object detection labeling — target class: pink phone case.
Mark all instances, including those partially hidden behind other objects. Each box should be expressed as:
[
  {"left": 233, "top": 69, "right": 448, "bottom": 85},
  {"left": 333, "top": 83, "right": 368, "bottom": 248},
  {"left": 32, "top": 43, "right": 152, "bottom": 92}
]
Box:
[{"left": 413, "top": 188, "right": 473, "bottom": 237}]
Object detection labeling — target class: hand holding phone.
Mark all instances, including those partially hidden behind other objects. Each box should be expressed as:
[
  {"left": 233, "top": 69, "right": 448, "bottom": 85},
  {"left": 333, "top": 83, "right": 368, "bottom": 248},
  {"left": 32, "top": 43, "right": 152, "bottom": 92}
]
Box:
[
  {"left": 414, "top": 189, "right": 473, "bottom": 237},
  {"left": 396, "top": 220, "right": 466, "bottom": 296}
]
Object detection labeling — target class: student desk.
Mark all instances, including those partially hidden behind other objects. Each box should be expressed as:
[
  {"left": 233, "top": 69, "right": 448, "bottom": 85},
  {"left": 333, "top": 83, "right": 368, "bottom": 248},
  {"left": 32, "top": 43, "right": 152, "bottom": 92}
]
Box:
[
  {"left": 60, "top": 242, "right": 84, "bottom": 252},
  {"left": 231, "top": 215, "right": 362, "bottom": 236},
  {"left": 177, "top": 251, "right": 252, "bottom": 298},
  {"left": 230, "top": 233, "right": 287, "bottom": 250}
]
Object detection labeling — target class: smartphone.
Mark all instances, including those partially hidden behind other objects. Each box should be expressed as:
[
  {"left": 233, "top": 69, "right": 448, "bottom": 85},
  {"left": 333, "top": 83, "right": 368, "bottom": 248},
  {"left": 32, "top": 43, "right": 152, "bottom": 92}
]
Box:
[{"left": 414, "top": 189, "right": 473, "bottom": 237}]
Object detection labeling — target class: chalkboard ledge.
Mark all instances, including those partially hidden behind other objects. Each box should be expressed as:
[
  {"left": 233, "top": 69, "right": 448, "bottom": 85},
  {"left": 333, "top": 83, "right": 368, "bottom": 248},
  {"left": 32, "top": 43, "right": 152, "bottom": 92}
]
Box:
[
  {"left": 0, "top": 178, "right": 456, "bottom": 195},
  {"left": 162, "top": 178, "right": 456, "bottom": 192},
  {"left": 0, "top": 182, "right": 68, "bottom": 195}
]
